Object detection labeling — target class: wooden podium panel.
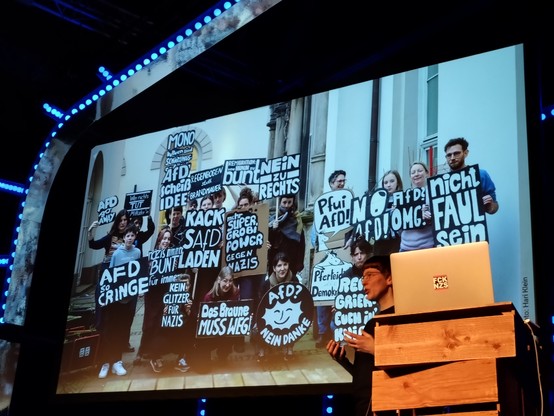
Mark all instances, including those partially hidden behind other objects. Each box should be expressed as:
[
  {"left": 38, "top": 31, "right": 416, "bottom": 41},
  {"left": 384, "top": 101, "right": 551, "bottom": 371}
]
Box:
[
  {"left": 371, "top": 303, "right": 540, "bottom": 416},
  {"left": 372, "top": 358, "right": 499, "bottom": 411},
  {"left": 423, "top": 412, "right": 498, "bottom": 416},
  {"left": 421, "top": 412, "right": 498, "bottom": 416},
  {"left": 374, "top": 311, "right": 517, "bottom": 368}
]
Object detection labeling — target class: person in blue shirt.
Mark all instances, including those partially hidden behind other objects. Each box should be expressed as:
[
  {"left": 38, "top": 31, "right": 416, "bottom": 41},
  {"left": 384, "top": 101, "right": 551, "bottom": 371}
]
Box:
[
  {"left": 125, "top": 214, "right": 155, "bottom": 352},
  {"left": 130, "top": 214, "right": 156, "bottom": 255},
  {"left": 444, "top": 137, "right": 499, "bottom": 215},
  {"left": 97, "top": 224, "right": 141, "bottom": 379}
]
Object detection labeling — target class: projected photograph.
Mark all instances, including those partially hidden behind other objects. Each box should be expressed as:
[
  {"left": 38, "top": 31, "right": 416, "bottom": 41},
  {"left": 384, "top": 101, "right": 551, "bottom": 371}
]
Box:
[{"left": 56, "top": 43, "right": 533, "bottom": 398}]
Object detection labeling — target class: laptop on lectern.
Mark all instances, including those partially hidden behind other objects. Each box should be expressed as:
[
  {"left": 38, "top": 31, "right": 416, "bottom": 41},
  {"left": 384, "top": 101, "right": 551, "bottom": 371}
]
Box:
[{"left": 390, "top": 241, "right": 495, "bottom": 315}]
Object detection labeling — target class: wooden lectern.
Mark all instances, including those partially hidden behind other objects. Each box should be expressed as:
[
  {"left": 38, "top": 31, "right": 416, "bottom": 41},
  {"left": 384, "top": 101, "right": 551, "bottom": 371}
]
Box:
[{"left": 372, "top": 302, "right": 541, "bottom": 415}]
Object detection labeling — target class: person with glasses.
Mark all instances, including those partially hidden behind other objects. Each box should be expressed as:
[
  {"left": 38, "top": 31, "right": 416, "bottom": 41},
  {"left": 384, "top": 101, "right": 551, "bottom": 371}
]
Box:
[
  {"left": 312, "top": 169, "right": 347, "bottom": 347},
  {"left": 326, "top": 255, "right": 395, "bottom": 416},
  {"left": 329, "top": 170, "right": 347, "bottom": 188},
  {"left": 444, "top": 137, "right": 498, "bottom": 215}
]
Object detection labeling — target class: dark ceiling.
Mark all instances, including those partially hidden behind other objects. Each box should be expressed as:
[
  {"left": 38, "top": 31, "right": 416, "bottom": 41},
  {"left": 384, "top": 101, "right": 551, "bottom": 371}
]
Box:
[
  {"left": 1, "top": 0, "right": 222, "bottom": 252},
  {"left": 3, "top": 0, "right": 552, "bottom": 181},
  {"left": 1, "top": 0, "right": 553, "bottom": 253},
  {"left": 2, "top": 0, "right": 213, "bottom": 183}
]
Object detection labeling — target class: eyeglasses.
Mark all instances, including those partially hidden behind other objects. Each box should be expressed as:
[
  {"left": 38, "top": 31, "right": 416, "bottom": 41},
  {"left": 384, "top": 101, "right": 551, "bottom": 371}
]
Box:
[
  {"left": 445, "top": 150, "right": 463, "bottom": 159},
  {"left": 362, "top": 271, "right": 382, "bottom": 281}
]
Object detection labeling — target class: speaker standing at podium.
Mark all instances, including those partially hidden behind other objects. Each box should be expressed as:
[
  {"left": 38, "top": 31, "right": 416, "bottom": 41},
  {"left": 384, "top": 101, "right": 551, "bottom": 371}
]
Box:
[{"left": 326, "top": 255, "right": 395, "bottom": 416}]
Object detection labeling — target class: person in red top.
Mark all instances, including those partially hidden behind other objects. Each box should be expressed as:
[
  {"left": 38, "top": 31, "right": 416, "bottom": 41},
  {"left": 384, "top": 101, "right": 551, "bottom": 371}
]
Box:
[
  {"left": 203, "top": 266, "right": 240, "bottom": 302},
  {"left": 196, "top": 266, "right": 242, "bottom": 367}
]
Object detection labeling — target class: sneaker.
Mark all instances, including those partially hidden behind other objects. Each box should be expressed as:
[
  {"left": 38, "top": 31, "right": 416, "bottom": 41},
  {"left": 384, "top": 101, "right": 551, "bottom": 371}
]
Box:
[
  {"left": 150, "top": 358, "right": 163, "bottom": 373},
  {"left": 98, "top": 363, "right": 110, "bottom": 379},
  {"left": 175, "top": 358, "right": 190, "bottom": 373},
  {"left": 111, "top": 360, "right": 127, "bottom": 376}
]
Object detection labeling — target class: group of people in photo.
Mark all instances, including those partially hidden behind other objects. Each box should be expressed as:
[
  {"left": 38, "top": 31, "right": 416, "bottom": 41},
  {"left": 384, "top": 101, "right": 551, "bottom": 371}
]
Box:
[
  {"left": 81, "top": 134, "right": 498, "bottom": 416},
  {"left": 48, "top": 40, "right": 531, "bottom": 413},
  {"left": 86, "top": 183, "right": 314, "bottom": 376},
  {"left": 320, "top": 137, "right": 499, "bottom": 416}
]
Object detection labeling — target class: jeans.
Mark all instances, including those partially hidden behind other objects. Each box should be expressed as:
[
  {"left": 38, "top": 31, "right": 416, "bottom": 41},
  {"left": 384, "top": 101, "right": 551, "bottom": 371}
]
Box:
[{"left": 316, "top": 305, "right": 332, "bottom": 336}]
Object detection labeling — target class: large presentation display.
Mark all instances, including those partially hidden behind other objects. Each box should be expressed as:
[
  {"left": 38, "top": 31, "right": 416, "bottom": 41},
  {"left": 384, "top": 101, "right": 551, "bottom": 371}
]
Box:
[{"left": 55, "top": 43, "right": 534, "bottom": 400}]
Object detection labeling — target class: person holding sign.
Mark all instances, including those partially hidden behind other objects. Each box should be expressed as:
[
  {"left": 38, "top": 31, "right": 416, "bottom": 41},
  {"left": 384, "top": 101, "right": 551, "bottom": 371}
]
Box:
[
  {"left": 138, "top": 227, "right": 192, "bottom": 374},
  {"left": 313, "top": 169, "right": 347, "bottom": 348},
  {"left": 124, "top": 214, "right": 155, "bottom": 353},
  {"left": 372, "top": 170, "right": 404, "bottom": 255},
  {"left": 88, "top": 209, "right": 129, "bottom": 337},
  {"left": 227, "top": 186, "right": 265, "bottom": 355},
  {"left": 267, "top": 193, "right": 306, "bottom": 277},
  {"left": 444, "top": 137, "right": 498, "bottom": 215},
  {"left": 200, "top": 194, "right": 215, "bottom": 210},
  {"left": 203, "top": 266, "right": 240, "bottom": 302},
  {"left": 343, "top": 237, "right": 374, "bottom": 280},
  {"left": 197, "top": 266, "right": 242, "bottom": 364},
  {"left": 88, "top": 209, "right": 129, "bottom": 268},
  {"left": 186, "top": 197, "right": 198, "bottom": 211},
  {"left": 130, "top": 214, "right": 156, "bottom": 255},
  {"left": 398, "top": 161, "right": 434, "bottom": 252},
  {"left": 256, "top": 252, "right": 300, "bottom": 361},
  {"left": 168, "top": 205, "right": 187, "bottom": 247},
  {"left": 381, "top": 170, "right": 403, "bottom": 196},
  {"left": 329, "top": 236, "right": 375, "bottom": 336},
  {"left": 137, "top": 227, "right": 172, "bottom": 364},
  {"left": 212, "top": 187, "right": 227, "bottom": 209},
  {"left": 232, "top": 187, "right": 265, "bottom": 309},
  {"left": 325, "top": 255, "right": 395, "bottom": 416},
  {"left": 310, "top": 170, "right": 348, "bottom": 250},
  {"left": 97, "top": 224, "right": 141, "bottom": 378}
]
